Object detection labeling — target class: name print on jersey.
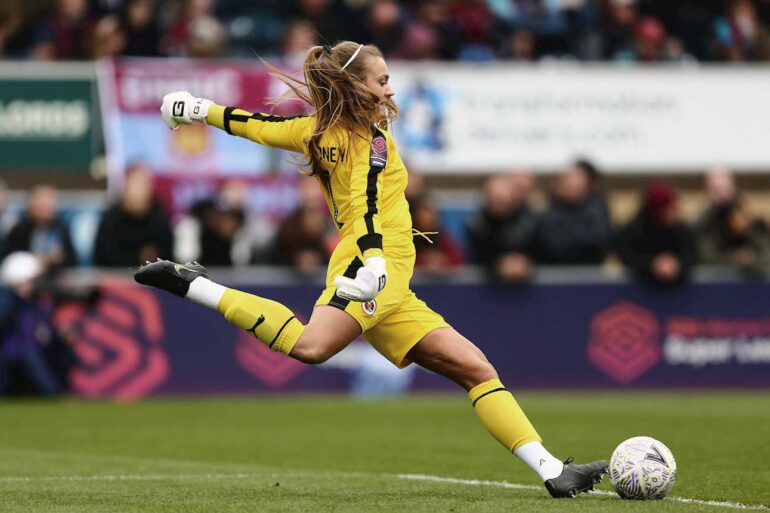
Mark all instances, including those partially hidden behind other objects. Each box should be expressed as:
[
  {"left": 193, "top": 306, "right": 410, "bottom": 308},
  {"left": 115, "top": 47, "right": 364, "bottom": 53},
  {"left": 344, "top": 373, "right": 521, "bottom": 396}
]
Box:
[{"left": 319, "top": 146, "right": 347, "bottom": 163}]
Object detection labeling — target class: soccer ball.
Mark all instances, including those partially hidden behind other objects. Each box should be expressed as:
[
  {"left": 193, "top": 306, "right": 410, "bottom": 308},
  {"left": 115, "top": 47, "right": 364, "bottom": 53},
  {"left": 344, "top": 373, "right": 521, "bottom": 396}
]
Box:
[{"left": 609, "top": 436, "right": 677, "bottom": 500}]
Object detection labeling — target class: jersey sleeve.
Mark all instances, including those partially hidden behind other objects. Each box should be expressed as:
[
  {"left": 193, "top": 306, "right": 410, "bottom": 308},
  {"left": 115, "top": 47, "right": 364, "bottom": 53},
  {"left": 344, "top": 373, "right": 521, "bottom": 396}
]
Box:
[
  {"left": 206, "top": 104, "right": 311, "bottom": 153},
  {"left": 348, "top": 130, "right": 388, "bottom": 260}
]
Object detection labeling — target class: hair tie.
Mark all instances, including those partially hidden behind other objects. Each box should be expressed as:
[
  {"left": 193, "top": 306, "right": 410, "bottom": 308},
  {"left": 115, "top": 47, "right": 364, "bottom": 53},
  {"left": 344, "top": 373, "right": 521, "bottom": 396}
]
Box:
[
  {"left": 322, "top": 44, "right": 332, "bottom": 55},
  {"left": 341, "top": 44, "right": 364, "bottom": 71}
]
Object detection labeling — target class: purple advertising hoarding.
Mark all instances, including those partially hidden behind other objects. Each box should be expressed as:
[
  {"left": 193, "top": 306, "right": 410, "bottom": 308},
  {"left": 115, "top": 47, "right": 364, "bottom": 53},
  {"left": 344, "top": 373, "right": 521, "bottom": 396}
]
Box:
[{"left": 54, "top": 278, "right": 770, "bottom": 400}]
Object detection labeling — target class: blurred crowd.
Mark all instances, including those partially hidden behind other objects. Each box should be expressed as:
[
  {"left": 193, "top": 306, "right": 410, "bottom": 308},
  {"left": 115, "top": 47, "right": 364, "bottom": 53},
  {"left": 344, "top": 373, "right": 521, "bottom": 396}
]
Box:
[
  {"left": 1, "top": 163, "right": 768, "bottom": 288},
  {"left": 464, "top": 165, "right": 769, "bottom": 286},
  {"left": 1, "top": 0, "right": 770, "bottom": 62},
  {"left": 2, "top": 163, "right": 769, "bottom": 396}
]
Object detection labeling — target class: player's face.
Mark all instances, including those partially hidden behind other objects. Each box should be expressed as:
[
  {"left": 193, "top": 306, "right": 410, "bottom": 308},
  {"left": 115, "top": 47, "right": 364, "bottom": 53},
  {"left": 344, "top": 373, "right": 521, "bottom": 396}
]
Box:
[{"left": 364, "top": 56, "right": 395, "bottom": 104}]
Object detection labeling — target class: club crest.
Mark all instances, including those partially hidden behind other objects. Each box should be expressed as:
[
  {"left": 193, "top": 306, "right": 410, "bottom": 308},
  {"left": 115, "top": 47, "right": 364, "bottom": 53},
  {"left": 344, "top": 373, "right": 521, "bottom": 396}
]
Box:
[{"left": 362, "top": 300, "right": 377, "bottom": 316}]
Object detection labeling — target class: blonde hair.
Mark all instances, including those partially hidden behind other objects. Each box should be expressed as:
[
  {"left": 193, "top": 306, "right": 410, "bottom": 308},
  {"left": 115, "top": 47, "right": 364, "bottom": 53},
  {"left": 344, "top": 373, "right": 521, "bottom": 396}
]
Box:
[{"left": 268, "top": 41, "right": 398, "bottom": 175}]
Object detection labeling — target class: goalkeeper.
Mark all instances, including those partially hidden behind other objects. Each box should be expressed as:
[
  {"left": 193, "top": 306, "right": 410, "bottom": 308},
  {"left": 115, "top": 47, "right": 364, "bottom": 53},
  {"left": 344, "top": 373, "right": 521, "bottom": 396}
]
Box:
[{"left": 135, "top": 41, "right": 606, "bottom": 498}]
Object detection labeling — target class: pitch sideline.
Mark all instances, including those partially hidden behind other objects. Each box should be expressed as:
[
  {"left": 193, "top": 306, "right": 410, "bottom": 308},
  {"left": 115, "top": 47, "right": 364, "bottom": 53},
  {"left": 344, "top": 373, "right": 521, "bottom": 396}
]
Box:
[
  {"left": 397, "top": 473, "right": 769, "bottom": 511},
  {"left": 0, "top": 446, "right": 766, "bottom": 511}
]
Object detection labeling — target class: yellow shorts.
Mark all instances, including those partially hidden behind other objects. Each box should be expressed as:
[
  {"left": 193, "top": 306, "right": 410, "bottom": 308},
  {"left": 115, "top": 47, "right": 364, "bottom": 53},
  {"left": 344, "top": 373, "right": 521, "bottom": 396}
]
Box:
[{"left": 315, "top": 234, "right": 450, "bottom": 368}]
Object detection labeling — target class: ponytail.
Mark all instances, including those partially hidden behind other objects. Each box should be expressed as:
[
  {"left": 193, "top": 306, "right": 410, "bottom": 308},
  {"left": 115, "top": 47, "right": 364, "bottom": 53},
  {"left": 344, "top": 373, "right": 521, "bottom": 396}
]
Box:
[{"left": 266, "top": 41, "right": 398, "bottom": 175}]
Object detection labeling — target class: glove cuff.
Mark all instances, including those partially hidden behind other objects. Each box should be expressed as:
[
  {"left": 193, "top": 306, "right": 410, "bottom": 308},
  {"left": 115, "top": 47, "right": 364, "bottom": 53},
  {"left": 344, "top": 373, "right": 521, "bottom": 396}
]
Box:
[{"left": 191, "top": 98, "right": 213, "bottom": 122}]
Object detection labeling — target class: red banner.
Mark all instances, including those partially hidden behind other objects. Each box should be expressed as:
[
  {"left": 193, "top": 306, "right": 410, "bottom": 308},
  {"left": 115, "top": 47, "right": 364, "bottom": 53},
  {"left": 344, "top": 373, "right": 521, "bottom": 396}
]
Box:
[{"left": 99, "top": 58, "right": 307, "bottom": 218}]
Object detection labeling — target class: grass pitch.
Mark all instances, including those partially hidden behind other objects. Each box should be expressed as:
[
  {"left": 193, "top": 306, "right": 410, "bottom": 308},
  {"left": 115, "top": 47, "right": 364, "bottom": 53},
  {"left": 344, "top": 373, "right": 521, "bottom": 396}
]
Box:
[{"left": 0, "top": 392, "right": 768, "bottom": 512}]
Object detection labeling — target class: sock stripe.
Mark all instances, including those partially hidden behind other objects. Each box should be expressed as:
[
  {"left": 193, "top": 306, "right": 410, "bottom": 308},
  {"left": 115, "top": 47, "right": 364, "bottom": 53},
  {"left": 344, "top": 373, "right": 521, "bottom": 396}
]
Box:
[
  {"left": 268, "top": 316, "right": 296, "bottom": 349},
  {"left": 471, "top": 387, "right": 506, "bottom": 407}
]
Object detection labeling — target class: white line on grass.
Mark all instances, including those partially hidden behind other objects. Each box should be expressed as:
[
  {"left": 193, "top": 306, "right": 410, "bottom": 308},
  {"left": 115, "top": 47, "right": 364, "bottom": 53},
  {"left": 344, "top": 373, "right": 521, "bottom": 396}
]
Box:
[
  {"left": 0, "top": 447, "right": 766, "bottom": 511},
  {"left": 0, "top": 473, "right": 259, "bottom": 483},
  {"left": 398, "top": 473, "right": 769, "bottom": 511}
]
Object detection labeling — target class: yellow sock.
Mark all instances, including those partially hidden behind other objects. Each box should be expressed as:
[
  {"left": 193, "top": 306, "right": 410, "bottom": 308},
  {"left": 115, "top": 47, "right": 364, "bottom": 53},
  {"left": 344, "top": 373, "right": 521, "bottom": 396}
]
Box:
[
  {"left": 468, "top": 378, "right": 542, "bottom": 452},
  {"left": 217, "top": 288, "right": 304, "bottom": 355}
]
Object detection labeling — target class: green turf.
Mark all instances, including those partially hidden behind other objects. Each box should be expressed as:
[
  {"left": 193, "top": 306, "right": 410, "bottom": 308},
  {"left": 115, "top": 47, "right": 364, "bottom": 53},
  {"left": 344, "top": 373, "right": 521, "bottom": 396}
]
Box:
[{"left": 0, "top": 392, "right": 768, "bottom": 512}]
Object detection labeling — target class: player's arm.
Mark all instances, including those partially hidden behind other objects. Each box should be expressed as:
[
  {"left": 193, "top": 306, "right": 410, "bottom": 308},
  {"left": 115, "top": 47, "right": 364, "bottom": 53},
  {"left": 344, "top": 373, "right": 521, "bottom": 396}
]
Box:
[
  {"left": 333, "top": 131, "right": 388, "bottom": 302},
  {"left": 160, "top": 91, "right": 309, "bottom": 153}
]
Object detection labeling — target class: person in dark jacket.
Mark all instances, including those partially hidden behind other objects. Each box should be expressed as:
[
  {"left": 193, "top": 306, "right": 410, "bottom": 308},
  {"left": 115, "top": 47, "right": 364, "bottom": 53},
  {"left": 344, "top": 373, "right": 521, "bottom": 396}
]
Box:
[
  {"left": 0, "top": 252, "right": 61, "bottom": 395},
  {"left": 93, "top": 163, "right": 173, "bottom": 267},
  {"left": 4, "top": 184, "right": 77, "bottom": 269},
  {"left": 273, "top": 201, "right": 333, "bottom": 275},
  {"left": 468, "top": 173, "right": 537, "bottom": 282},
  {"left": 615, "top": 181, "right": 697, "bottom": 287},
  {"left": 534, "top": 164, "right": 612, "bottom": 264},
  {"left": 698, "top": 199, "right": 769, "bottom": 276},
  {"left": 696, "top": 168, "right": 768, "bottom": 275}
]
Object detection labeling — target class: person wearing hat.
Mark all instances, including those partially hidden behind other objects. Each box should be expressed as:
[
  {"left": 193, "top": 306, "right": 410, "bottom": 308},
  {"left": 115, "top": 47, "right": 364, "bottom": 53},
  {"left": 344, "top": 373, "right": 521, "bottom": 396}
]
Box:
[
  {"left": 0, "top": 251, "right": 61, "bottom": 395},
  {"left": 614, "top": 181, "right": 698, "bottom": 286}
]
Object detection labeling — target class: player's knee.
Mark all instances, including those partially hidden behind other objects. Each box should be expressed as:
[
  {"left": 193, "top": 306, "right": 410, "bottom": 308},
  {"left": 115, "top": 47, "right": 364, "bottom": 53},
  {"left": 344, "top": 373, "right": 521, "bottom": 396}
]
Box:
[
  {"left": 301, "top": 347, "right": 334, "bottom": 365},
  {"left": 291, "top": 336, "right": 336, "bottom": 365},
  {"left": 466, "top": 359, "right": 497, "bottom": 388}
]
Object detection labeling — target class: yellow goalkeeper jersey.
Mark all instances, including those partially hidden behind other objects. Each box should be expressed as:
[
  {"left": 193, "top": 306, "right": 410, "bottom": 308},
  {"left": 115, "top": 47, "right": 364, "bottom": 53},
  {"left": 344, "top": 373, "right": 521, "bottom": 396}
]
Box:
[{"left": 206, "top": 105, "right": 412, "bottom": 260}]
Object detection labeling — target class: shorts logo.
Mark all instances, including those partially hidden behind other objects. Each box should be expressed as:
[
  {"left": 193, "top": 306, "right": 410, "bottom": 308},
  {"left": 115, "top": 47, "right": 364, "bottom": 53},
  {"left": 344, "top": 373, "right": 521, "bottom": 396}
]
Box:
[
  {"left": 587, "top": 302, "right": 661, "bottom": 384},
  {"left": 362, "top": 300, "right": 377, "bottom": 316}
]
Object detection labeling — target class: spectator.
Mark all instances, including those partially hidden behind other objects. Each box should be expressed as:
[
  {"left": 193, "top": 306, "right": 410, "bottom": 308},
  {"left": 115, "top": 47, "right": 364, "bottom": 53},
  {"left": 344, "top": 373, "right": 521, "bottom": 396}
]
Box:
[
  {"left": 0, "top": 252, "right": 61, "bottom": 395},
  {"left": 534, "top": 163, "right": 612, "bottom": 264},
  {"left": 273, "top": 201, "right": 332, "bottom": 275},
  {"left": 503, "top": 28, "right": 537, "bottom": 61},
  {"left": 362, "top": 0, "right": 406, "bottom": 57},
  {"left": 626, "top": 16, "right": 666, "bottom": 62},
  {"left": 468, "top": 173, "right": 537, "bottom": 283},
  {"left": 394, "top": 19, "right": 441, "bottom": 60},
  {"left": 615, "top": 181, "right": 697, "bottom": 287},
  {"left": 118, "top": 0, "right": 161, "bottom": 57},
  {"left": 89, "top": 12, "right": 124, "bottom": 58},
  {"left": 698, "top": 198, "right": 769, "bottom": 275},
  {"left": 4, "top": 185, "right": 76, "bottom": 270},
  {"left": 712, "top": 0, "right": 770, "bottom": 61},
  {"left": 700, "top": 166, "right": 738, "bottom": 212},
  {"left": 93, "top": 163, "right": 173, "bottom": 267},
  {"left": 452, "top": 0, "right": 497, "bottom": 60},
  {"left": 287, "top": 0, "right": 346, "bottom": 45},
  {"left": 175, "top": 180, "right": 274, "bottom": 266},
  {"left": 413, "top": 0, "right": 461, "bottom": 60},
  {"left": 164, "top": 0, "right": 225, "bottom": 58},
  {"left": 280, "top": 20, "right": 319, "bottom": 66},
  {"left": 273, "top": 177, "right": 333, "bottom": 274},
  {"left": 488, "top": 0, "right": 573, "bottom": 57},
  {"left": 598, "top": 0, "right": 638, "bottom": 60},
  {"left": 697, "top": 167, "right": 768, "bottom": 274},
  {"left": 32, "top": 0, "right": 94, "bottom": 60},
  {"left": 0, "top": 0, "right": 55, "bottom": 58},
  {"left": 411, "top": 197, "right": 464, "bottom": 274},
  {"left": 0, "top": 0, "right": 21, "bottom": 57}
]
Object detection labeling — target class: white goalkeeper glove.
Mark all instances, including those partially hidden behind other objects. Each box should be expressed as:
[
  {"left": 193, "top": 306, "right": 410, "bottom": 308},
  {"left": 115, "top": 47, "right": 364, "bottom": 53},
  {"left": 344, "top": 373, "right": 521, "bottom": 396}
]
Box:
[
  {"left": 160, "top": 91, "right": 213, "bottom": 130},
  {"left": 334, "top": 256, "right": 387, "bottom": 302}
]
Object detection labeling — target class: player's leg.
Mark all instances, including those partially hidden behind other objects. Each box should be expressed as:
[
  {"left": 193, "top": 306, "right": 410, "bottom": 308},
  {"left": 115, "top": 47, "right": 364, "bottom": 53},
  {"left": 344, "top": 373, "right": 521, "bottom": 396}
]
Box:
[
  {"left": 289, "top": 305, "right": 362, "bottom": 364},
  {"left": 134, "top": 260, "right": 360, "bottom": 363},
  {"left": 406, "top": 328, "right": 551, "bottom": 467},
  {"left": 406, "top": 327, "right": 607, "bottom": 497}
]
